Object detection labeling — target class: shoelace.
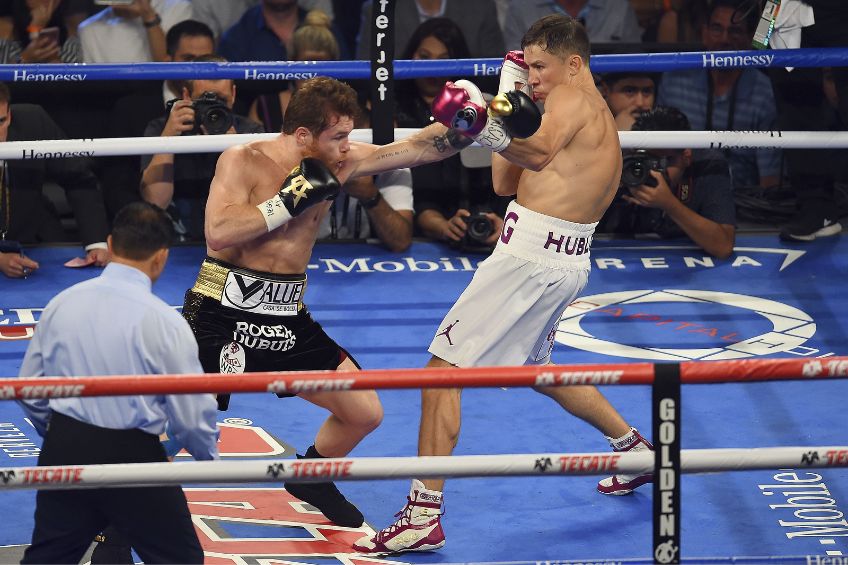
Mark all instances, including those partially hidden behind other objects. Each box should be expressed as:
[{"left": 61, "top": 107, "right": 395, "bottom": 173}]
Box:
[{"left": 374, "top": 496, "right": 444, "bottom": 543}]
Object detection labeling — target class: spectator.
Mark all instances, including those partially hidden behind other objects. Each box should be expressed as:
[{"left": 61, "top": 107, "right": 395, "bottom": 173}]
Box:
[
  {"left": 140, "top": 54, "right": 264, "bottom": 241},
  {"left": 0, "top": 4, "right": 12, "bottom": 58},
  {"left": 395, "top": 17, "right": 508, "bottom": 251},
  {"left": 0, "top": 82, "right": 110, "bottom": 279},
  {"left": 58, "top": 0, "right": 99, "bottom": 37},
  {"left": 599, "top": 106, "right": 736, "bottom": 258},
  {"left": 769, "top": 1, "right": 848, "bottom": 241},
  {"left": 78, "top": 0, "right": 193, "bottom": 62},
  {"left": 0, "top": 0, "right": 94, "bottom": 64},
  {"left": 330, "top": 0, "right": 365, "bottom": 55},
  {"left": 193, "top": 0, "right": 257, "bottom": 40},
  {"left": 657, "top": 0, "right": 780, "bottom": 190},
  {"left": 193, "top": 0, "right": 333, "bottom": 39},
  {"left": 493, "top": 0, "right": 509, "bottom": 32},
  {"left": 101, "top": 19, "right": 216, "bottom": 218},
  {"left": 503, "top": 0, "right": 642, "bottom": 49},
  {"left": 655, "top": 0, "right": 710, "bottom": 44},
  {"left": 356, "top": 0, "right": 505, "bottom": 60},
  {"left": 823, "top": 68, "right": 848, "bottom": 184},
  {"left": 248, "top": 9, "right": 338, "bottom": 132},
  {"left": 319, "top": 101, "right": 414, "bottom": 252},
  {"left": 17, "top": 202, "right": 219, "bottom": 564},
  {"left": 599, "top": 71, "right": 657, "bottom": 131},
  {"left": 219, "top": 0, "right": 348, "bottom": 63}
]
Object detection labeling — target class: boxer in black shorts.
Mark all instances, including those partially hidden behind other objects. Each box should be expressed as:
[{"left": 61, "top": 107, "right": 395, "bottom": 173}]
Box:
[
  {"left": 184, "top": 257, "right": 358, "bottom": 408},
  {"left": 182, "top": 256, "right": 367, "bottom": 527},
  {"left": 186, "top": 76, "right": 476, "bottom": 529}
]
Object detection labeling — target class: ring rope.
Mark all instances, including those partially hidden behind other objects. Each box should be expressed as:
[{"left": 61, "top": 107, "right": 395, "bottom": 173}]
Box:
[
  {"left": 0, "top": 446, "right": 845, "bottom": 491},
  {"left": 2, "top": 47, "right": 847, "bottom": 81},
  {"left": 1, "top": 357, "right": 845, "bottom": 400},
  {"left": 1, "top": 130, "right": 846, "bottom": 160}
]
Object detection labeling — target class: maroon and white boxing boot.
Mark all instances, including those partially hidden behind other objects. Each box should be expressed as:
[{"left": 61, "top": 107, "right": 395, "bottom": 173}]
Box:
[
  {"left": 597, "top": 427, "right": 653, "bottom": 495},
  {"left": 353, "top": 480, "right": 445, "bottom": 554}
]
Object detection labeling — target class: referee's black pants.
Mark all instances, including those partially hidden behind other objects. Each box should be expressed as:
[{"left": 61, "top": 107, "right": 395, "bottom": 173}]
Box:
[{"left": 21, "top": 411, "right": 204, "bottom": 564}]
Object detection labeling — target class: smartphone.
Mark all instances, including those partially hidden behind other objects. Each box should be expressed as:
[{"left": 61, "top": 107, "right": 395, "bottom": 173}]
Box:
[
  {"left": 37, "top": 26, "right": 60, "bottom": 44},
  {"left": 93, "top": 0, "right": 135, "bottom": 5}
]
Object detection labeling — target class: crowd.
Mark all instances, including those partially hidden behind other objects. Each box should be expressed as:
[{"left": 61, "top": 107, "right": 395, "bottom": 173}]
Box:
[
  {"left": 1, "top": 0, "right": 846, "bottom": 279},
  {"left": 7, "top": 0, "right": 848, "bottom": 560}
]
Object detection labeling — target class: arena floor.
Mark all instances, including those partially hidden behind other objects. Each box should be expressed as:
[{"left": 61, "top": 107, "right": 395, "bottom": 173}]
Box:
[{"left": 1, "top": 236, "right": 846, "bottom": 564}]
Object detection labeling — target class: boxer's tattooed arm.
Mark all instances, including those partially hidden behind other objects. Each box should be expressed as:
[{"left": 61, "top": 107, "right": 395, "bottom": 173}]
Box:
[
  {"left": 354, "top": 124, "right": 467, "bottom": 177},
  {"left": 375, "top": 147, "right": 411, "bottom": 161},
  {"left": 443, "top": 128, "right": 473, "bottom": 151}
]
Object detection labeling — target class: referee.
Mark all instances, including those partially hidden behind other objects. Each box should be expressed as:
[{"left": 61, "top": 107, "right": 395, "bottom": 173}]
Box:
[{"left": 17, "top": 202, "right": 219, "bottom": 564}]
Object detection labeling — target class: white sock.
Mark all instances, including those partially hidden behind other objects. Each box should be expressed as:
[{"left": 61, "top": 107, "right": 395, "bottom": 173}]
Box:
[{"left": 606, "top": 427, "right": 643, "bottom": 451}]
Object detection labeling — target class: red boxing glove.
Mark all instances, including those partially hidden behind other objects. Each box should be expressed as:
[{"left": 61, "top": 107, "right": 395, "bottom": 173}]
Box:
[
  {"left": 432, "top": 80, "right": 512, "bottom": 152},
  {"left": 431, "top": 79, "right": 489, "bottom": 136}
]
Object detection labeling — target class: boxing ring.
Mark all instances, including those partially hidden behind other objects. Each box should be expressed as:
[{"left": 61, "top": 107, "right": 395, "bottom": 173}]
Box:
[{"left": 1, "top": 43, "right": 848, "bottom": 564}]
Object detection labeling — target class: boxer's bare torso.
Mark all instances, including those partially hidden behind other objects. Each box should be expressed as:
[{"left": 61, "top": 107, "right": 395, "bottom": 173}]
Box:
[
  {"left": 494, "top": 45, "right": 622, "bottom": 224},
  {"left": 203, "top": 115, "right": 461, "bottom": 274},
  {"left": 205, "top": 138, "right": 331, "bottom": 274}
]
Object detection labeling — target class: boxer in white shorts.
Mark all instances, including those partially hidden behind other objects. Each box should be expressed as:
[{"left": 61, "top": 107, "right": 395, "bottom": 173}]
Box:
[
  {"left": 429, "top": 201, "right": 593, "bottom": 367},
  {"left": 356, "top": 14, "right": 653, "bottom": 555}
]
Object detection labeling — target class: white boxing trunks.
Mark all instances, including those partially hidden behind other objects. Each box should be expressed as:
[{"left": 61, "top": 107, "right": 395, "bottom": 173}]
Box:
[{"left": 428, "top": 200, "right": 596, "bottom": 367}]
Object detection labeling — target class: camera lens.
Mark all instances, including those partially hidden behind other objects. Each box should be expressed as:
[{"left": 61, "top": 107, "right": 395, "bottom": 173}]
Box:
[
  {"left": 467, "top": 215, "right": 494, "bottom": 241},
  {"left": 201, "top": 107, "right": 233, "bottom": 135},
  {"left": 621, "top": 156, "right": 650, "bottom": 188}
]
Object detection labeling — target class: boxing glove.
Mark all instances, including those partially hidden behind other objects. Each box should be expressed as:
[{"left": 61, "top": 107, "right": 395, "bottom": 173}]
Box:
[
  {"left": 258, "top": 158, "right": 341, "bottom": 231},
  {"left": 432, "top": 80, "right": 512, "bottom": 153},
  {"left": 489, "top": 89, "right": 542, "bottom": 139},
  {"left": 499, "top": 50, "right": 531, "bottom": 97}
]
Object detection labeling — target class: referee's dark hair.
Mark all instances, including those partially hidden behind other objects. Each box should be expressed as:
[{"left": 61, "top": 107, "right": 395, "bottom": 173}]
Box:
[{"left": 110, "top": 202, "right": 175, "bottom": 261}]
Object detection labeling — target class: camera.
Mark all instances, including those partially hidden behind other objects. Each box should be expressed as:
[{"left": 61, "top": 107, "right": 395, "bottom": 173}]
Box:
[
  {"left": 621, "top": 149, "right": 665, "bottom": 188},
  {"left": 463, "top": 212, "right": 495, "bottom": 247},
  {"left": 167, "top": 91, "right": 233, "bottom": 135}
]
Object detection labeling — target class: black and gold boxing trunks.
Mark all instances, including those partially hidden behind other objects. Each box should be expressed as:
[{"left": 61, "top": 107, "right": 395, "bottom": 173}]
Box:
[{"left": 182, "top": 257, "right": 356, "bottom": 410}]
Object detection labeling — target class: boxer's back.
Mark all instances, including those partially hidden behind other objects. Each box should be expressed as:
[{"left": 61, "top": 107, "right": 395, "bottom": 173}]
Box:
[{"left": 516, "top": 84, "right": 622, "bottom": 225}]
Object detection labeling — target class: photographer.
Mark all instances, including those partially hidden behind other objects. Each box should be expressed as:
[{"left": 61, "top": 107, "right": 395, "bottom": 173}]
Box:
[
  {"left": 140, "top": 54, "right": 264, "bottom": 240},
  {"left": 396, "top": 18, "right": 509, "bottom": 252},
  {"left": 600, "top": 106, "right": 736, "bottom": 258},
  {"left": 599, "top": 71, "right": 657, "bottom": 132}
]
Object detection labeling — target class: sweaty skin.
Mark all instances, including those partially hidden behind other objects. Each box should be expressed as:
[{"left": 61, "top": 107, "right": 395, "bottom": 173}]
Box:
[
  {"left": 204, "top": 117, "right": 461, "bottom": 273},
  {"left": 492, "top": 44, "right": 623, "bottom": 224}
]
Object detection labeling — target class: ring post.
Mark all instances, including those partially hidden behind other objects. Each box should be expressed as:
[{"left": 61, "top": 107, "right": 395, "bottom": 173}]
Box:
[
  {"left": 369, "top": 0, "right": 396, "bottom": 146},
  {"left": 653, "top": 363, "right": 681, "bottom": 564}
]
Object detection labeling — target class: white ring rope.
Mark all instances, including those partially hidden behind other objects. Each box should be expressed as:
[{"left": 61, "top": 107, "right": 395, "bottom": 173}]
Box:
[
  {"left": 1, "top": 446, "right": 844, "bottom": 491},
  {"left": 1, "top": 130, "right": 847, "bottom": 159}
]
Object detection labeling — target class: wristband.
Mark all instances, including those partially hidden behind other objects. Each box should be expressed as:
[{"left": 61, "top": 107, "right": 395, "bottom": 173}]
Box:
[
  {"left": 142, "top": 14, "right": 162, "bottom": 28},
  {"left": 257, "top": 194, "right": 293, "bottom": 231},
  {"left": 27, "top": 25, "right": 42, "bottom": 41},
  {"left": 359, "top": 191, "right": 382, "bottom": 210},
  {"left": 473, "top": 118, "right": 511, "bottom": 153}
]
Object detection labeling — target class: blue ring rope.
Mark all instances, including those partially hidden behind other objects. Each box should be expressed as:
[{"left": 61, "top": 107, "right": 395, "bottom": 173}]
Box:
[{"left": 2, "top": 47, "right": 846, "bottom": 82}]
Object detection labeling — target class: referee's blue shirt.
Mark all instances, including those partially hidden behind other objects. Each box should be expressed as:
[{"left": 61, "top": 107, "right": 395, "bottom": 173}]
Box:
[{"left": 18, "top": 262, "right": 219, "bottom": 461}]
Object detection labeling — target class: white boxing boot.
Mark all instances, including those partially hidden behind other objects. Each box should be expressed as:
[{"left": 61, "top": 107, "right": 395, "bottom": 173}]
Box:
[{"left": 353, "top": 479, "right": 445, "bottom": 554}]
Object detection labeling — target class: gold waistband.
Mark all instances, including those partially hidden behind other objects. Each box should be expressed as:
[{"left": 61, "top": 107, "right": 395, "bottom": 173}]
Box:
[
  {"left": 192, "top": 260, "right": 231, "bottom": 300},
  {"left": 191, "top": 259, "right": 305, "bottom": 311}
]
